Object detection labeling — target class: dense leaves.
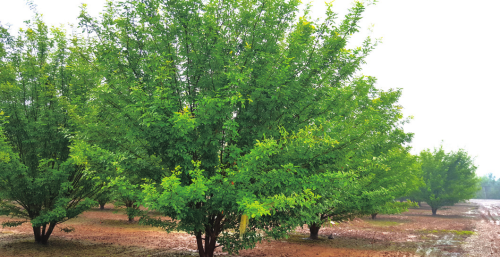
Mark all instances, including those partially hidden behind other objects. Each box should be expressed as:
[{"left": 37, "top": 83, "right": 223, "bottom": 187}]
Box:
[
  {"left": 416, "top": 147, "right": 480, "bottom": 215},
  {"left": 0, "top": 16, "right": 102, "bottom": 244},
  {"left": 69, "top": 0, "right": 421, "bottom": 256},
  {"left": 0, "top": 0, "right": 478, "bottom": 255}
]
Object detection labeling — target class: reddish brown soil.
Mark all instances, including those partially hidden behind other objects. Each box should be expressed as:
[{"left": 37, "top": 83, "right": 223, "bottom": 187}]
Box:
[{"left": 0, "top": 202, "right": 488, "bottom": 256}]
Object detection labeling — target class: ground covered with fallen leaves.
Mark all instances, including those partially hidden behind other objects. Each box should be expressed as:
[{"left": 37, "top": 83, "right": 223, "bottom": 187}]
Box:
[{"left": 1, "top": 200, "right": 496, "bottom": 257}]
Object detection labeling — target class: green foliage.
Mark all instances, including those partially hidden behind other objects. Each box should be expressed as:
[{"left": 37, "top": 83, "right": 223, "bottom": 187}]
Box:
[
  {"left": 62, "top": 0, "right": 426, "bottom": 255},
  {"left": 417, "top": 146, "right": 480, "bottom": 215},
  {"left": 67, "top": 0, "right": 422, "bottom": 255},
  {"left": 1, "top": 220, "right": 28, "bottom": 228},
  {"left": 362, "top": 146, "right": 422, "bottom": 216},
  {"left": 95, "top": 189, "right": 114, "bottom": 208},
  {"left": 0, "top": 0, "right": 431, "bottom": 255},
  {"left": 475, "top": 173, "right": 500, "bottom": 199},
  {"left": 0, "top": 16, "right": 102, "bottom": 244}
]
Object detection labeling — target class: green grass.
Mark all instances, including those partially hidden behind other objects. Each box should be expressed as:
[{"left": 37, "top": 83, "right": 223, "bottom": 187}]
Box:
[
  {"left": 364, "top": 220, "right": 401, "bottom": 227},
  {"left": 420, "top": 229, "right": 475, "bottom": 236}
]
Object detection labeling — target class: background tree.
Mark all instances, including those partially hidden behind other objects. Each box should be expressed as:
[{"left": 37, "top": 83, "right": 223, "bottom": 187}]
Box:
[
  {"left": 112, "top": 179, "right": 144, "bottom": 222},
  {"left": 364, "top": 146, "right": 422, "bottom": 219},
  {"left": 293, "top": 85, "right": 417, "bottom": 238},
  {"left": 95, "top": 189, "right": 114, "bottom": 210},
  {"left": 0, "top": 17, "right": 101, "bottom": 244},
  {"left": 304, "top": 130, "right": 421, "bottom": 239},
  {"left": 475, "top": 173, "right": 500, "bottom": 199},
  {"left": 417, "top": 146, "right": 480, "bottom": 215}
]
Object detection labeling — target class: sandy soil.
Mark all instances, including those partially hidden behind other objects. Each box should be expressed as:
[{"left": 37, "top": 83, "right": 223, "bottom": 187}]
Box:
[
  {"left": 0, "top": 201, "right": 492, "bottom": 256},
  {"left": 463, "top": 199, "right": 500, "bottom": 256}
]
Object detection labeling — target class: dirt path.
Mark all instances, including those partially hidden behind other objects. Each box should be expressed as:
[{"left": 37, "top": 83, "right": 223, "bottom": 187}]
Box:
[
  {"left": 0, "top": 202, "right": 488, "bottom": 256},
  {"left": 463, "top": 199, "right": 500, "bottom": 256}
]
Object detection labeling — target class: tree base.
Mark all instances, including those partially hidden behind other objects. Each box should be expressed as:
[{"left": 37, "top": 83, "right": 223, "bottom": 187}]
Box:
[
  {"left": 33, "top": 223, "right": 56, "bottom": 244},
  {"left": 309, "top": 223, "right": 321, "bottom": 239}
]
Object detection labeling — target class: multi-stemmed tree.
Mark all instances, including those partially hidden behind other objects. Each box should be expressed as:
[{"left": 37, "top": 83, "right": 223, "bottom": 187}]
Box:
[
  {"left": 0, "top": 17, "right": 102, "bottom": 244},
  {"left": 69, "top": 0, "right": 417, "bottom": 256}
]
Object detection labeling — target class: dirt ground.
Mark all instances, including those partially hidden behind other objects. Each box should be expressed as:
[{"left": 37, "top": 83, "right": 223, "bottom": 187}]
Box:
[
  {"left": 463, "top": 199, "right": 500, "bottom": 256},
  {"left": 0, "top": 201, "right": 494, "bottom": 256}
]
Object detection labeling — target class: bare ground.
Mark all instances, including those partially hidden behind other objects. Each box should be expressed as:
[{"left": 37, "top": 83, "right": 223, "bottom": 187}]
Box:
[
  {"left": 0, "top": 201, "right": 494, "bottom": 257},
  {"left": 463, "top": 199, "right": 500, "bottom": 256}
]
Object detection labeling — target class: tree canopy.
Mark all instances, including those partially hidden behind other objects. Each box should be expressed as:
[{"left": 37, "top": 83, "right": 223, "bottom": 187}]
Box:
[
  {"left": 0, "top": 16, "right": 102, "bottom": 244},
  {"left": 67, "top": 0, "right": 420, "bottom": 256},
  {"left": 417, "top": 146, "right": 480, "bottom": 215}
]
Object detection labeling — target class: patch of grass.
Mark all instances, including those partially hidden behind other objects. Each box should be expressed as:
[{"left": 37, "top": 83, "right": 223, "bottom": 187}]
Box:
[
  {"left": 420, "top": 229, "right": 475, "bottom": 236},
  {"left": 364, "top": 220, "right": 400, "bottom": 227},
  {"left": 283, "top": 234, "right": 418, "bottom": 253}
]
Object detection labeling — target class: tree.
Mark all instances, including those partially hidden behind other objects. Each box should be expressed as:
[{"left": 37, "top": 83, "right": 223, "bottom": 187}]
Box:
[
  {"left": 0, "top": 17, "right": 101, "bottom": 244},
  {"left": 364, "top": 147, "right": 422, "bottom": 219},
  {"left": 475, "top": 173, "right": 500, "bottom": 199},
  {"left": 73, "top": 0, "right": 403, "bottom": 256},
  {"left": 418, "top": 146, "right": 480, "bottom": 215},
  {"left": 112, "top": 179, "right": 144, "bottom": 222},
  {"left": 95, "top": 189, "right": 114, "bottom": 210}
]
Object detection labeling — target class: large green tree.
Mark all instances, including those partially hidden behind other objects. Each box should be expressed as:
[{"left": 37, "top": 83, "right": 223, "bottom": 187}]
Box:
[
  {"left": 0, "top": 17, "right": 101, "bottom": 244},
  {"left": 418, "top": 146, "right": 480, "bottom": 215},
  {"left": 72, "top": 0, "right": 409, "bottom": 256}
]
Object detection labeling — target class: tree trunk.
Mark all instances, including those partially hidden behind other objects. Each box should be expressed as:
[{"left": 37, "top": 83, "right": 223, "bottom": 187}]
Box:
[
  {"left": 32, "top": 223, "right": 56, "bottom": 244},
  {"left": 195, "top": 214, "right": 224, "bottom": 257},
  {"left": 432, "top": 208, "right": 437, "bottom": 216},
  {"left": 99, "top": 203, "right": 105, "bottom": 210},
  {"left": 417, "top": 201, "right": 421, "bottom": 207},
  {"left": 33, "top": 226, "right": 41, "bottom": 243},
  {"left": 309, "top": 223, "right": 321, "bottom": 239},
  {"left": 371, "top": 213, "right": 377, "bottom": 219},
  {"left": 125, "top": 201, "right": 135, "bottom": 222}
]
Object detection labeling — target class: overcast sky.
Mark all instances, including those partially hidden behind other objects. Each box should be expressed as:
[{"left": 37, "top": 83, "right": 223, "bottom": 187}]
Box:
[{"left": 1, "top": 0, "right": 499, "bottom": 177}]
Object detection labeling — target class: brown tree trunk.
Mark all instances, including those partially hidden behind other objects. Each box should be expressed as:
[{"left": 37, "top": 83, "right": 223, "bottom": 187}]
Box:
[
  {"left": 432, "top": 208, "right": 438, "bottom": 216},
  {"left": 40, "top": 223, "right": 56, "bottom": 244},
  {"left": 195, "top": 214, "right": 224, "bottom": 257},
  {"left": 417, "top": 201, "right": 421, "bottom": 207},
  {"left": 309, "top": 223, "right": 321, "bottom": 239},
  {"left": 33, "top": 226, "right": 41, "bottom": 243},
  {"left": 99, "top": 203, "right": 105, "bottom": 210},
  {"left": 32, "top": 223, "right": 56, "bottom": 244},
  {"left": 371, "top": 213, "right": 377, "bottom": 219}
]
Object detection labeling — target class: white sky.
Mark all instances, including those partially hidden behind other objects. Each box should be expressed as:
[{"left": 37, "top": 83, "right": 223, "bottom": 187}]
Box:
[{"left": 1, "top": 0, "right": 499, "bottom": 177}]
